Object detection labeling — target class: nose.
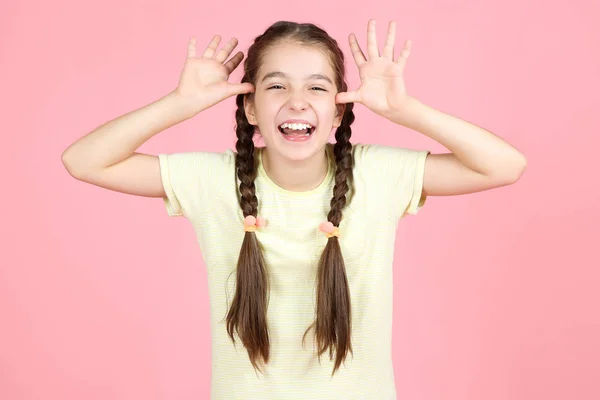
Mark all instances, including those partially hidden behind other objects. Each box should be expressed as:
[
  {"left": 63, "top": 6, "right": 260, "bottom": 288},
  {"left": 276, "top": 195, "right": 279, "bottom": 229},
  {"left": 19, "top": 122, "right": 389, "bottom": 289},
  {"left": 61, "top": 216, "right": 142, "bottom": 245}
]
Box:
[{"left": 286, "top": 91, "right": 309, "bottom": 111}]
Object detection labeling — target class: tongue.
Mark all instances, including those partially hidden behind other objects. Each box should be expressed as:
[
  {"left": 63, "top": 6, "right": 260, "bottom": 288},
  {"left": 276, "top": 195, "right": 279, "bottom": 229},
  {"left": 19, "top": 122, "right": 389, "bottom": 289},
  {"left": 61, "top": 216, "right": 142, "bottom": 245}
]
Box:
[{"left": 283, "top": 128, "right": 309, "bottom": 136}]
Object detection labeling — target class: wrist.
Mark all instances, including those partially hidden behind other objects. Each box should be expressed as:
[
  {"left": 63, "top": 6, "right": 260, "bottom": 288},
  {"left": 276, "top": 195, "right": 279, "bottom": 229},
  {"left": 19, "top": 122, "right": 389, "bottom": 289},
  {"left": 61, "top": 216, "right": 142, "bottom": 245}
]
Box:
[
  {"left": 165, "top": 89, "right": 205, "bottom": 121},
  {"left": 386, "top": 96, "right": 424, "bottom": 128}
]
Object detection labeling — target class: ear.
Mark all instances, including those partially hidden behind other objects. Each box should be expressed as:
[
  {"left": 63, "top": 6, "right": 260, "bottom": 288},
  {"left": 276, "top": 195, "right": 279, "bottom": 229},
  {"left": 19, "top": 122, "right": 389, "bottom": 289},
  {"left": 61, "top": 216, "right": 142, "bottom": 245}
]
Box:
[
  {"left": 243, "top": 95, "right": 258, "bottom": 125},
  {"left": 333, "top": 104, "right": 346, "bottom": 128}
]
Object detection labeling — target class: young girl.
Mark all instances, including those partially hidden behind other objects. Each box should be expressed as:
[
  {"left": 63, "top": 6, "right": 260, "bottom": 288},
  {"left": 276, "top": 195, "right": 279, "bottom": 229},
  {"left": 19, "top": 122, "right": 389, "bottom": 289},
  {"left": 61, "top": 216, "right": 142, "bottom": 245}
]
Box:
[{"left": 62, "top": 19, "right": 526, "bottom": 400}]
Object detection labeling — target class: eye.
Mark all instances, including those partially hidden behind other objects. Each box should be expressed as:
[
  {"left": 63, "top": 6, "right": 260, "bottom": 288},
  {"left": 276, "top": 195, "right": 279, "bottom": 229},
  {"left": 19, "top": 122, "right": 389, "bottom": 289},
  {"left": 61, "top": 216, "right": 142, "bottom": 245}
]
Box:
[{"left": 266, "top": 85, "right": 327, "bottom": 91}]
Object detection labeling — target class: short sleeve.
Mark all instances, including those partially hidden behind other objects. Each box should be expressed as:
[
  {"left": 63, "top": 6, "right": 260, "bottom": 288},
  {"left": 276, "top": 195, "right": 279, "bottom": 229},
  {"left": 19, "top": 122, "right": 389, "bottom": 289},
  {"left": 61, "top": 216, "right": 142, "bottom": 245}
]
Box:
[
  {"left": 158, "top": 153, "right": 183, "bottom": 217},
  {"left": 402, "top": 148, "right": 430, "bottom": 217},
  {"left": 157, "top": 150, "right": 235, "bottom": 218},
  {"left": 353, "top": 143, "right": 430, "bottom": 220}
]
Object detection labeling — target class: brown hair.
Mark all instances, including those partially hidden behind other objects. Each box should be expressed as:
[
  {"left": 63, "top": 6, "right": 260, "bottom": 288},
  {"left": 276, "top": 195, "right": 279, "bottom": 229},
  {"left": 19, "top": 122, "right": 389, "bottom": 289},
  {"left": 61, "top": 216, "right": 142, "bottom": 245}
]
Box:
[{"left": 225, "top": 21, "right": 356, "bottom": 377}]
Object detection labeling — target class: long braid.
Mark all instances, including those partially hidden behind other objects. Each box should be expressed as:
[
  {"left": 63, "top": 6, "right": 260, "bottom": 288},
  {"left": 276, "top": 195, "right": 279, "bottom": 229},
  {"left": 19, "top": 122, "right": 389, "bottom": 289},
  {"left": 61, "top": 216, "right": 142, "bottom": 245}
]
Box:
[
  {"left": 303, "top": 101, "right": 356, "bottom": 376},
  {"left": 225, "top": 91, "right": 270, "bottom": 374}
]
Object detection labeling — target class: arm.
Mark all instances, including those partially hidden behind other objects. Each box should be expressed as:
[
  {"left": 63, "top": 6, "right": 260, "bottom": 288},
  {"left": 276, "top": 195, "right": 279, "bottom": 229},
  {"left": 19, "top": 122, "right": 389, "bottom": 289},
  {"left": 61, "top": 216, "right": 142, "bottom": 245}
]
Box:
[
  {"left": 391, "top": 97, "right": 528, "bottom": 197},
  {"left": 61, "top": 91, "right": 196, "bottom": 197},
  {"left": 61, "top": 35, "right": 253, "bottom": 198},
  {"left": 335, "top": 20, "right": 526, "bottom": 197}
]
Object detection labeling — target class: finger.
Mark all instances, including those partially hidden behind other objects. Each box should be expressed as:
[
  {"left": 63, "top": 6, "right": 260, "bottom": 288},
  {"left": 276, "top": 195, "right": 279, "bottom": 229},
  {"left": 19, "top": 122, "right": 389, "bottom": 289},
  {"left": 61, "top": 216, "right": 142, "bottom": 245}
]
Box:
[
  {"left": 227, "top": 82, "right": 255, "bottom": 97},
  {"left": 223, "top": 51, "right": 245, "bottom": 74},
  {"left": 336, "top": 91, "right": 361, "bottom": 104},
  {"left": 382, "top": 21, "right": 396, "bottom": 59},
  {"left": 395, "top": 39, "right": 412, "bottom": 71},
  {"left": 215, "top": 38, "right": 239, "bottom": 64},
  {"left": 203, "top": 35, "right": 221, "bottom": 58},
  {"left": 187, "top": 37, "right": 197, "bottom": 58},
  {"left": 348, "top": 33, "right": 366, "bottom": 67},
  {"left": 367, "top": 19, "right": 380, "bottom": 59}
]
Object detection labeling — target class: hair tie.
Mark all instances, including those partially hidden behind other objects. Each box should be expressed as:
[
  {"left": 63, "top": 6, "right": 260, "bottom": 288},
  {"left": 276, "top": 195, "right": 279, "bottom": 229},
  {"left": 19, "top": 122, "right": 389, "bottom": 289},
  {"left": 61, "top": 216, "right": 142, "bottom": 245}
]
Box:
[
  {"left": 244, "top": 215, "right": 266, "bottom": 232},
  {"left": 319, "top": 221, "right": 340, "bottom": 238}
]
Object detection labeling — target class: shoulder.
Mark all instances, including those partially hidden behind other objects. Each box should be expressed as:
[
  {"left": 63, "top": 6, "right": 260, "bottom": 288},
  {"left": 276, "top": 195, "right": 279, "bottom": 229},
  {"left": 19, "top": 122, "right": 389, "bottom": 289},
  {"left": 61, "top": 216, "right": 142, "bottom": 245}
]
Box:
[
  {"left": 349, "top": 142, "right": 430, "bottom": 218},
  {"left": 157, "top": 148, "right": 238, "bottom": 194},
  {"left": 351, "top": 142, "right": 428, "bottom": 169},
  {"left": 157, "top": 149, "right": 238, "bottom": 218},
  {"left": 161, "top": 148, "right": 236, "bottom": 163},
  {"left": 159, "top": 148, "right": 236, "bottom": 173}
]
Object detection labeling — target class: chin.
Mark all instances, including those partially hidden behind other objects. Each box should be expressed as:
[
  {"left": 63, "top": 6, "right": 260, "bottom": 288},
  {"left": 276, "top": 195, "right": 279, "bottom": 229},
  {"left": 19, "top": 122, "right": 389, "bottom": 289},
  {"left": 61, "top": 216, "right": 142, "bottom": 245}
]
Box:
[{"left": 276, "top": 135, "right": 329, "bottom": 161}]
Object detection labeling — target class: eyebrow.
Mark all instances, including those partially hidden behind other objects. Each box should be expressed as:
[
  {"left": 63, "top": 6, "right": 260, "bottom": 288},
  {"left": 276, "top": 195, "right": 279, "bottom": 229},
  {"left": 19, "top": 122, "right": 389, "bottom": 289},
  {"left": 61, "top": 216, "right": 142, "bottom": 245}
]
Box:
[{"left": 260, "top": 71, "right": 333, "bottom": 85}]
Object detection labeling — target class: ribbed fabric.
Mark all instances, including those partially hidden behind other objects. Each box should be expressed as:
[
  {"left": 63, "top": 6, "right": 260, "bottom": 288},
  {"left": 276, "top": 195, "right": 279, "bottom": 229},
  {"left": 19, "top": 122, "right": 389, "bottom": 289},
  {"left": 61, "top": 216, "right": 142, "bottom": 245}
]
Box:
[{"left": 158, "top": 143, "right": 429, "bottom": 400}]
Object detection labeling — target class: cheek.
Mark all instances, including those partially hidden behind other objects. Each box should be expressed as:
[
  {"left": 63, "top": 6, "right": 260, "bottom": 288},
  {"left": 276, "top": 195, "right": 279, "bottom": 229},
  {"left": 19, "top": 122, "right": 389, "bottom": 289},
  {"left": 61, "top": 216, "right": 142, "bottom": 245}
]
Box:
[
  {"left": 254, "top": 105, "right": 278, "bottom": 123},
  {"left": 318, "top": 105, "right": 340, "bottom": 123}
]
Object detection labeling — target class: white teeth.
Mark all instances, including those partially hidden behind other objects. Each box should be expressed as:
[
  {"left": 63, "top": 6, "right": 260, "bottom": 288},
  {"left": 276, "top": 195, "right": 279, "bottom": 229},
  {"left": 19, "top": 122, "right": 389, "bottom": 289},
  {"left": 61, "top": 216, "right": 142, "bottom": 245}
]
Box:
[{"left": 279, "top": 122, "right": 313, "bottom": 130}]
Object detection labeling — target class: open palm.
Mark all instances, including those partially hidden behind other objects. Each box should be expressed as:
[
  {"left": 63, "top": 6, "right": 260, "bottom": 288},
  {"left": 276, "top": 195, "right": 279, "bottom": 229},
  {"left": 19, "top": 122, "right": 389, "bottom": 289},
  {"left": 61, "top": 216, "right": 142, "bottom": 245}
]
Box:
[
  {"left": 176, "top": 36, "right": 254, "bottom": 111},
  {"left": 336, "top": 20, "right": 413, "bottom": 119}
]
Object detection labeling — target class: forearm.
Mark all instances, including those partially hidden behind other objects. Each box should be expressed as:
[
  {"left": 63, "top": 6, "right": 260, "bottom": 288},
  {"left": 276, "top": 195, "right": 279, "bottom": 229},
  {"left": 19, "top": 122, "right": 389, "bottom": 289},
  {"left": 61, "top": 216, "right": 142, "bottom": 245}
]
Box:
[
  {"left": 391, "top": 97, "right": 527, "bottom": 179},
  {"left": 62, "top": 90, "right": 196, "bottom": 174}
]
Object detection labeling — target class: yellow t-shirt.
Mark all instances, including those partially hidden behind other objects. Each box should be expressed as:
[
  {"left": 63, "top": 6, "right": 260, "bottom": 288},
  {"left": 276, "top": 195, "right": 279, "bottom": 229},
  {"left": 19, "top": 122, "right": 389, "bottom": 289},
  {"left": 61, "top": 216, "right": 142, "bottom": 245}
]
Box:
[{"left": 158, "top": 142, "right": 429, "bottom": 400}]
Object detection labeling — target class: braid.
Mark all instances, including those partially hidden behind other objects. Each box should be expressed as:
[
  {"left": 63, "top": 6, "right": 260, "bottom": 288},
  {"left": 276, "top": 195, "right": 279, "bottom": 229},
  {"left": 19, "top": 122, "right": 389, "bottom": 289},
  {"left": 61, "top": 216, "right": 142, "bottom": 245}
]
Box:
[
  {"left": 224, "top": 91, "right": 270, "bottom": 375},
  {"left": 329, "top": 103, "right": 355, "bottom": 225},
  {"left": 234, "top": 95, "right": 259, "bottom": 218},
  {"left": 303, "top": 102, "right": 356, "bottom": 377}
]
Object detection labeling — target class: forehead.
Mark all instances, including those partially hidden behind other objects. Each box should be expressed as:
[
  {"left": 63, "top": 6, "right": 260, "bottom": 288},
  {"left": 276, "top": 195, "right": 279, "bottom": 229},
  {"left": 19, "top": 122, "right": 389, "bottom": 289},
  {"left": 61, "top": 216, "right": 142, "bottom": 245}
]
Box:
[{"left": 258, "top": 42, "right": 335, "bottom": 82}]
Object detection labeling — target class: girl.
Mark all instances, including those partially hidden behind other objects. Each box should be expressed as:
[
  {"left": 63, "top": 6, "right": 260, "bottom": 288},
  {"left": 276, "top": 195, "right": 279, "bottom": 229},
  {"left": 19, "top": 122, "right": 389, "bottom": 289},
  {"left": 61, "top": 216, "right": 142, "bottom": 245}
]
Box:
[{"left": 62, "top": 20, "right": 527, "bottom": 400}]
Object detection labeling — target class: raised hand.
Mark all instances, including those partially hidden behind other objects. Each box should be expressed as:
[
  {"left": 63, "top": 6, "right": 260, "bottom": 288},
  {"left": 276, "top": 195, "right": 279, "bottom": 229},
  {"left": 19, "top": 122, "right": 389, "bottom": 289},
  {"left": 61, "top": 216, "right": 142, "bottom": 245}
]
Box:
[
  {"left": 175, "top": 35, "right": 254, "bottom": 116},
  {"left": 336, "top": 20, "right": 413, "bottom": 121}
]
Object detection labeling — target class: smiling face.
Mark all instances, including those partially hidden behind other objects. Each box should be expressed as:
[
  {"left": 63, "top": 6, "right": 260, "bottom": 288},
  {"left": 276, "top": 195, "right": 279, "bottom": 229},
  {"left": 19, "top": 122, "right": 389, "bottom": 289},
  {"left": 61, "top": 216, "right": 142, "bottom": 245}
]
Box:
[{"left": 244, "top": 41, "right": 344, "bottom": 162}]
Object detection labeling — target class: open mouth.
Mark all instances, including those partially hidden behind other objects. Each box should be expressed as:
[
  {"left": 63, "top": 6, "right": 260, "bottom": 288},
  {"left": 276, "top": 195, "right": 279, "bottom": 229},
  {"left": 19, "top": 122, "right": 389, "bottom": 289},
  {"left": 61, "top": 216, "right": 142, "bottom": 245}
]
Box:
[{"left": 277, "top": 123, "right": 316, "bottom": 136}]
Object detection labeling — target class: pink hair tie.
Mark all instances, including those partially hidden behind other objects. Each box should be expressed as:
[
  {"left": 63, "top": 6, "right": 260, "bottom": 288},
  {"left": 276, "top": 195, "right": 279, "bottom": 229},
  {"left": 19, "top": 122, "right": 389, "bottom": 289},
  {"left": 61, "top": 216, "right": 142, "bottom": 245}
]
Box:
[
  {"left": 244, "top": 215, "right": 266, "bottom": 232},
  {"left": 319, "top": 221, "right": 340, "bottom": 238}
]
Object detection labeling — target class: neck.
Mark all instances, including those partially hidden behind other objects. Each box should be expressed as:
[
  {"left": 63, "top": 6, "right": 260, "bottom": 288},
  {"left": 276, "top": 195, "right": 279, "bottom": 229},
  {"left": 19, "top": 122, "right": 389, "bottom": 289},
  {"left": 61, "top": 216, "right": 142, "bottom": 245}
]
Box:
[{"left": 261, "top": 146, "right": 329, "bottom": 192}]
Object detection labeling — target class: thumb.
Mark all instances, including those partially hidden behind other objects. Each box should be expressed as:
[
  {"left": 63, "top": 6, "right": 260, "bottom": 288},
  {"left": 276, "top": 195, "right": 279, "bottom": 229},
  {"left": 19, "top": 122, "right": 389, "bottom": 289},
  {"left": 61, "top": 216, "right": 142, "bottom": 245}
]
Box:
[
  {"left": 336, "top": 90, "right": 361, "bottom": 104},
  {"left": 228, "top": 82, "right": 255, "bottom": 96}
]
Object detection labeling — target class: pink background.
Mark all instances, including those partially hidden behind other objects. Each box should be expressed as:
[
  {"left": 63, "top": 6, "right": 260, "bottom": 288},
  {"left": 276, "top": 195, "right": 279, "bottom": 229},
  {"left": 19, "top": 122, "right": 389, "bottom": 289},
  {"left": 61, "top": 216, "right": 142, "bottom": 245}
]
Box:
[{"left": 2, "top": 0, "right": 599, "bottom": 399}]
